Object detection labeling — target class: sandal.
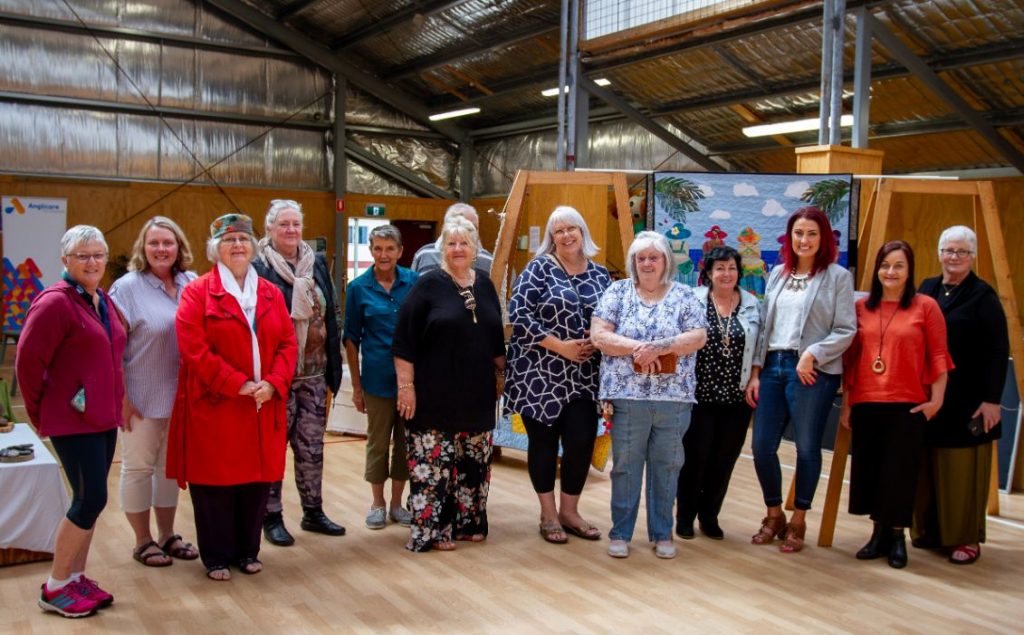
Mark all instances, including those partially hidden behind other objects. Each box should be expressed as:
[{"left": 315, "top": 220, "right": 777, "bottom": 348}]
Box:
[
  {"left": 160, "top": 534, "right": 199, "bottom": 561},
  {"left": 561, "top": 522, "right": 602, "bottom": 541},
  {"left": 540, "top": 521, "right": 568, "bottom": 544},
  {"left": 237, "top": 557, "right": 263, "bottom": 574},
  {"left": 206, "top": 565, "right": 231, "bottom": 581},
  {"left": 949, "top": 544, "right": 981, "bottom": 565},
  {"left": 432, "top": 541, "right": 457, "bottom": 551},
  {"left": 455, "top": 533, "right": 486, "bottom": 542},
  {"left": 779, "top": 521, "right": 806, "bottom": 553},
  {"left": 133, "top": 540, "right": 172, "bottom": 567},
  {"left": 751, "top": 514, "right": 787, "bottom": 545}
]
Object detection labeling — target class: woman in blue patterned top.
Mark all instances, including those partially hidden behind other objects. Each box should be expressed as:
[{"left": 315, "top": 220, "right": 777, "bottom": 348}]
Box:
[
  {"left": 504, "top": 206, "right": 611, "bottom": 545},
  {"left": 592, "top": 231, "right": 707, "bottom": 560}
]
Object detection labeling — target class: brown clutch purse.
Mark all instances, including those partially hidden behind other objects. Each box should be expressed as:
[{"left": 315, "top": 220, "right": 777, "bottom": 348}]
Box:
[{"left": 632, "top": 354, "right": 677, "bottom": 374}]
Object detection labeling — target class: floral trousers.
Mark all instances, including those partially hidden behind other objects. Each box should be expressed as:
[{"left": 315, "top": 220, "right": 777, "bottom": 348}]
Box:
[{"left": 405, "top": 428, "right": 492, "bottom": 552}]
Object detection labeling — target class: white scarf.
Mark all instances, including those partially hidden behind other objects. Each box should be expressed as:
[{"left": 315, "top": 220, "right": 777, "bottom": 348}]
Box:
[
  {"left": 217, "top": 262, "right": 262, "bottom": 382},
  {"left": 257, "top": 237, "right": 316, "bottom": 371}
]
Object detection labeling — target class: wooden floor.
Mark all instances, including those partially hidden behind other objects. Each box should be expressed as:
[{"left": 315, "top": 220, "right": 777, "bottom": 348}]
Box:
[{"left": 3, "top": 416, "right": 1024, "bottom": 634}]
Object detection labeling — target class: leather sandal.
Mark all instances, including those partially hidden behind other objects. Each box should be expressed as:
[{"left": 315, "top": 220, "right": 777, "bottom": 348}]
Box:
[
  {"left": 540, "top": 521, "right": 568, "bottom": 544},
  {"left": 779, "top": 521, "right": 806, "bottom": 553},
  {"left": 949, "top": 544, "right": 981, "bottom": 565},
  {"left": 133, "top": 540, "right": 172, "bottom": 567},
  {"left": 237, "top": 557, "right": 263, "bottom": 574},
  {"left": 751, "top": 514, "right": 787, "bottom": 545},
  {"left": 160, "top": 534, "right": 198, "bottom": 560}
]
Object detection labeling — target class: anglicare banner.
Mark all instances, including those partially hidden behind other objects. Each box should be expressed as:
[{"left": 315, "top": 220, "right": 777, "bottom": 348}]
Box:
[{"left": 2, "top": 196, "right": 67, "bottom": 332}]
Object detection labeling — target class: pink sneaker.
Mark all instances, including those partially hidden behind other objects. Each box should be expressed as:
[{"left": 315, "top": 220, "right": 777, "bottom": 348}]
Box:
[
  {"left": 78, "top": 577, "right": 114, "bottom": 608},
  {"left": 38, "top": 582, "right": 99, "bottom": 618}
]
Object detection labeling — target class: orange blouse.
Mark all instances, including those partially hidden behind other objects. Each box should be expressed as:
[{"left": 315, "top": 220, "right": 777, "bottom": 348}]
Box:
[{"left": 844, "top": 294, "right": 953, "bottom": 406}]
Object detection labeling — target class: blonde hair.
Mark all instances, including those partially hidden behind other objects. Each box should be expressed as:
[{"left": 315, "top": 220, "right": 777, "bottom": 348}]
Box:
[
  {"left": 128, "top": 216, "right": 193, "bottom": 274},
  {"left": 440, "top": 217, "right": 480, "bottom": 269}
]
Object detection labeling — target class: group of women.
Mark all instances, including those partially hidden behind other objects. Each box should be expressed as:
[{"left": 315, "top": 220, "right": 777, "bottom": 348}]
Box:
[{"left": 15, "top": 199, "right": 1008, "bottom": 617}]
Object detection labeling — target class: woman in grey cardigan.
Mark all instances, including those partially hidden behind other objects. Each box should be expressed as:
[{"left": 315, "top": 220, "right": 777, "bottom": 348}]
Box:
[{"left": 746, "top": 207, "right": 855, "bottom": 553}]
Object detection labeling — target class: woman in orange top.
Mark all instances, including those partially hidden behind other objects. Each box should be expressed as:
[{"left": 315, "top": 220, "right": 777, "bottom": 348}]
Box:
[{"left": 840, "top": 240, "right": 952, "bottom": 569}]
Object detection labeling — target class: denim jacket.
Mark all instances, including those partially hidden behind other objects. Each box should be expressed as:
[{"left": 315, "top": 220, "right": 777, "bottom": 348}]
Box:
[{"left": 694, "top": 286, "right": 763, "bottom": 390}]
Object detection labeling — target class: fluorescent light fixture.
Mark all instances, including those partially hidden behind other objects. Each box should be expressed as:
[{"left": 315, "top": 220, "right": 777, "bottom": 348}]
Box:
[
  {"left": 541, "top": 78, "right": 611, "bottom": 97},
  {"left": 428, "top": 107, "right": 481, "bottom": 121},
  {"left": 742, "top": 114, "right": 854, "bottom": 138}
]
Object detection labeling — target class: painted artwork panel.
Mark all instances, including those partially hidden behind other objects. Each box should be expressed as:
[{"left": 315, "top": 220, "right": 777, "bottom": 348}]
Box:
[
  {"left": 651, "top": 172, "right": 853, "bottom": 296},
  {"left": 2, "top": 196, "right": 67, "bottom": 333}
]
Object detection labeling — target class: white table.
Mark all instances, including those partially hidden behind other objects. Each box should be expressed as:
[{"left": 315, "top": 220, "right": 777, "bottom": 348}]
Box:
[{"left": 0, "top": 423, "right": 70, "bottom": 553}]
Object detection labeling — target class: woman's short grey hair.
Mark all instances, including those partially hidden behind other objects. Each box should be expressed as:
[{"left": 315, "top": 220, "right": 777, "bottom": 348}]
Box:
[
  {"left": 206, "top": 234, "right": 258, "bottom": 263},
  {"left": 265, "top": 199, "right": 303, "bottom": 232},
  {"left": 535, "top": 206, "right": 600, "bottom": 258},
  {"left": 626, "top": 231, "right": 675, "bottom": 287},
  {"left": 440, "top": 216, "right": 479, "bottom": 266},
  {"left": 369, "top": 224, "right": 403, "bottom": 248},
  {"left": 61, "top": 225, "right": 107, "bottom": 257},
  {"left": 938, "top": 225, "right": 977, "bottom": 256}
]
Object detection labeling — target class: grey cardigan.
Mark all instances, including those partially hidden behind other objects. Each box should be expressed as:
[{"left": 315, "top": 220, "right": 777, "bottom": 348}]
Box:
[
  {"left": 754, "top": 263, "right": 856, "bottom": 375},
  {"left": 694, "top": 286, "right": 764, "bottom": 390}
]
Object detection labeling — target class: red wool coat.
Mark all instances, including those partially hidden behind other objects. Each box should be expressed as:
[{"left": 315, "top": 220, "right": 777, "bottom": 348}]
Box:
[{"left": 167, "top": 266, "right": 297, "bottom": 487}]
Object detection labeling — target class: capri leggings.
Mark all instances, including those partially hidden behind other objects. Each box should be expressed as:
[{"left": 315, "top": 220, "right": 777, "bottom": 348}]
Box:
[
  {"left": 522, "top": 399, "right": 598, "bottom": 496},
  {"left": 49, "top": 429, "right": 118, "bottom": 530}
]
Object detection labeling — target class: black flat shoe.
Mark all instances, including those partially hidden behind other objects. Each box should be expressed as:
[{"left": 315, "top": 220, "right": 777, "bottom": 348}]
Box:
[
  {"left": 699, "top": 520, "right": 725, "bottom": 540},
  {"left": 888, "top": 530, "right": 908, "bottom": 569},
  {"left": 856, "top": 523, "right": 889, "bottom": 560},
  {"left": 301, "top": 507, "right": 346, "bottom": 536},
  {"left": 262, "top": 512, "right": 295, "bottom": 546},
  {"left": 675, "top": 520, "right": 695, "bottom": 540}
]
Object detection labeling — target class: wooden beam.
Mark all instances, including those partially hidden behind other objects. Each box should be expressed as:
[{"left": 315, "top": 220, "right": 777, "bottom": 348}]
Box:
[
  {"left": 443, "top": 66, "right": 493, "bottom": 96},
  {"left": 421, "top": 73, "right": 468, "bottom": 102}
]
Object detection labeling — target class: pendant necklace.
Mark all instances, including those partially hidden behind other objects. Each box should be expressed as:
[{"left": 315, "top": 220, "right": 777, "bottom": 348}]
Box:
[
  {"left": 710, "top": 293, "right": 737, "bottom": 357},
  {"left": 445, "top": 268, "right": 477, "bottom": 323},
  {"left": 786, "top": 271, "right": 811, "bottom": 291},
  {"left": 941, "top": 280, "right": 963, "bottom": 298},
  {"left": 872, "top": 303, "right": 900, "bottom": 374}
]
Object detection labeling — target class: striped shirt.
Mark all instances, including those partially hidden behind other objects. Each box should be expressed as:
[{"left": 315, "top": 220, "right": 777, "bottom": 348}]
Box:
[{"left": 109, "top": 270, "right": 197, "bottom": 418}]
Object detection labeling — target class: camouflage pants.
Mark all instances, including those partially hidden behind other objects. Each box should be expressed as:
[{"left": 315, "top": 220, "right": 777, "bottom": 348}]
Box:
[{"left": 266, "top": 375, "right": 327, "bottom": 513}]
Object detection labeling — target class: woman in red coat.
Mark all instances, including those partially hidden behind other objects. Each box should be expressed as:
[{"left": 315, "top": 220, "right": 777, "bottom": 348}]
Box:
[{"left": 167, "top": 213, "right": 297, "bottom": 581}]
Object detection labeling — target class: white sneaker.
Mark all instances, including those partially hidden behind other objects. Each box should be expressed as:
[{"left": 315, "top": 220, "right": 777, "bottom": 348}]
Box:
[
  {"left": 654, "top": 540, "right": 677, "bottom": 559},
  {"left": 389, "top": 506, "right": 412, "bottom": 527},
  {"left": 365, "top": 506, "right": 387, "bottom": 530},
  {"left": 607, "top": 539, "right": 630, "bottom": 558}
]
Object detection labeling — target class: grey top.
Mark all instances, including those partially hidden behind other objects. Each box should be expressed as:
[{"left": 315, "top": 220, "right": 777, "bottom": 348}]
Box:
[
  {"left": 109, "top": 270, "right": 197, "bottom": 418},
  {"left": 411, "top": 242, "right": 494, "bottom": 274},
  {"left": 694, "top": 285, "right": 763, "bottom": 390},
  {"left": 754, "top": 263, "right": 856, "bottom": 375}
]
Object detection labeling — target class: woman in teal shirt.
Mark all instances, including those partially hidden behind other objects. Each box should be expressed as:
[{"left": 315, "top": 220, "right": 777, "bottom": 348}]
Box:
[{"left": 343, "top": 225, "right": 419, "bottom": 530}]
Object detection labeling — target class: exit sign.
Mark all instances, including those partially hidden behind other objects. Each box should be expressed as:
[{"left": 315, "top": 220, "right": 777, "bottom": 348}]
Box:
[{"left": 365, "top": 203, "right": 386, "bottom": 217}]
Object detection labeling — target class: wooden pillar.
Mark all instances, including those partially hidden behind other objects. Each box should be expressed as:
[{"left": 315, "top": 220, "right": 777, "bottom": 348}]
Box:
[{"left": 793, "top": 145, "right": 884, "bottom": 548}]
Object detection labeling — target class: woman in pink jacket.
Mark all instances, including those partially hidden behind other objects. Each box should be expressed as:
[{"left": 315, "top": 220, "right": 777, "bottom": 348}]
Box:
[
  {"left": 17, "top": 225, "right": 127, "bottom": 618},
  {"left": 167, "top": 213, "right": 297, "bottom": 581}
]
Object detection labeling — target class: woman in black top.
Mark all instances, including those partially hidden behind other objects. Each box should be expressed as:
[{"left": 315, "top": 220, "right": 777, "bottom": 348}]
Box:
[
  {"left": 913, "top": 225, "right": 1009, "bottom": 565},
  {"left": 392, "top": 217, "right": 506, "bottom": 552},
  {"left": 676, "top": 246, "right": 763, "bottom": 541}
]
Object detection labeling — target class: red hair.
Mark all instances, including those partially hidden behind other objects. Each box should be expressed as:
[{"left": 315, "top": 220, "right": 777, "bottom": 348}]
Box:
[{"left": 779, "top": 206, "right": 837, "bottom": 275}]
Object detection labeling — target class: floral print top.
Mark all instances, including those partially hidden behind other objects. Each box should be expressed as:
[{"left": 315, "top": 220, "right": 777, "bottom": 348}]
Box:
[{"left": 593, "top": 279, "right": 706, "bottom": 403}]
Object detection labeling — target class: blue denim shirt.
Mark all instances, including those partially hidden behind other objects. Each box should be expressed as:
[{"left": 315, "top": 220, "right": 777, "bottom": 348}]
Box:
[{"left": 342, "top": 265, "right": 418, "bottom": 397}]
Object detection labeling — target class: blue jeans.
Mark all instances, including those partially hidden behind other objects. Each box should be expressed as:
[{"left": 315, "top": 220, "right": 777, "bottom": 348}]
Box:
[
  {"left": 609, "top": 399, "right": 692, "bottom": 542},
  {"left": 752, "top": 351, "right": 840, "bottom": 511}
]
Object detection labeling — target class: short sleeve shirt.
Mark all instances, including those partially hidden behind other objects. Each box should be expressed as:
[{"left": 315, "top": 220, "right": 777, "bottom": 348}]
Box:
[{"left": 593, "top": 280, "right": 707, "bottom": 402}]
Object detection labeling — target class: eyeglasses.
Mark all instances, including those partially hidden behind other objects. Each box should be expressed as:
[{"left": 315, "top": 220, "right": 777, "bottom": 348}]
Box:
[
  {"left": 69, "top": 252, "right": 108, "bottom": 263},
  {"left": 553, "top": 226, "right": 580, "bottom": 238},
  {"left": 221, "top": 236, "right": 251, "bottom": 245},
  {"left": 940, "top": 248, "right": 973, "bottom": 258}
]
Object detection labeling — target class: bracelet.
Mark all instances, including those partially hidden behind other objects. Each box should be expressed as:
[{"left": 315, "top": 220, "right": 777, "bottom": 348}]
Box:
[
  {"left": 397, "top": 382, "right": 414, "bottom": 391},
  {"left": 495, "top": 367, "right": 506, "bottom": 377}
]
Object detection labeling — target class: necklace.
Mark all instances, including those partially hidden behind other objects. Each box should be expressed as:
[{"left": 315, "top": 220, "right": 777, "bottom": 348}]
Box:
[
  {"left": 941, "top": 279, "right": 963, "bottom": 297},
  {"left": 444, "top": 268, "right": 477, "bottom": 323},
  {"left": 872, "top": 302, "right": 901, "bottom": 374},
  {"left": 710, "top": 292, "right": 737, "bottom": 357},
  {"left": 785, "top": 271, "right": 811, "bottom": 291}
]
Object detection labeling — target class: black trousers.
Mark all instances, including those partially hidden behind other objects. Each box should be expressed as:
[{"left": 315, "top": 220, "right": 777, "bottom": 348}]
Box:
[
  {"left": 49, "top": 429, "right": 118, "bottom": 530},
  {"left": 189, "top": 482, "right": 271, "bottom": 570},
  {"left": 676, "top": 401, "right": 751, "bottom": 525},
  {"left": 849, "top": 403, "right": 926, "bottom": 528},
  {"left": 522, "top": 399, "right": 598, "bottom": 496}
]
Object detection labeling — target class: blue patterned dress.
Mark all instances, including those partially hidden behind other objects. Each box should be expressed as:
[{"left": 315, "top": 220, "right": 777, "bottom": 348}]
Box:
[{"left": 504, "top": 256, "right": 611, "bottom": 424}]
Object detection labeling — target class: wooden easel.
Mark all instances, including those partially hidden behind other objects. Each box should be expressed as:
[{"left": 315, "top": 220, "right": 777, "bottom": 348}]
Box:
[
  {"left": 815, "top": 178, "right": 1024, "bottom": 548},
  {"left": 489, "top": 170, "right": 636, "bottom": 296}
]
